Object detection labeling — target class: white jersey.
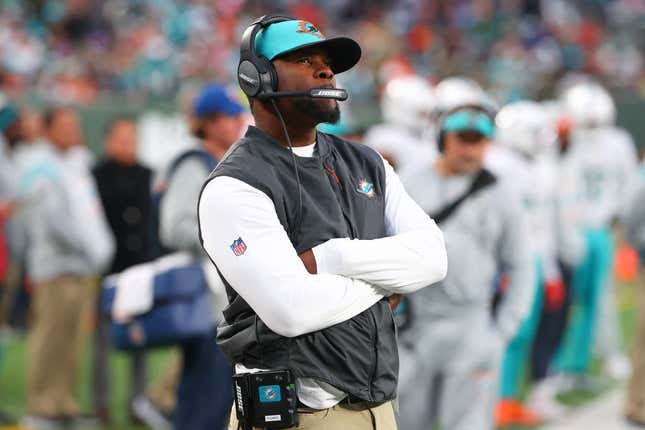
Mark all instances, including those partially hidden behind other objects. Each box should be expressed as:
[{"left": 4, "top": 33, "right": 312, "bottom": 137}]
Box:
[
  {"left": 58, "top": 145, "right": 115, "bottom": 274},
  {"left": 363, "top": 123, "right": 437, "bottom": 173},
  {"left": 486, "top": 144, "right": 560, "bottom": 279},
  {"left": 568, "top": 127, "right": 639, "bottom": 228}
]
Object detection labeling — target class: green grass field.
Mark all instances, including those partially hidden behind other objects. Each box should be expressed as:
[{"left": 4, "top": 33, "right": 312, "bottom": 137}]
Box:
[
  {"left": 0, "top": 280, "right": 639, "bottom": 430},
  {"left": 0, "top": 333, "right": 175, "bottom": 429}
]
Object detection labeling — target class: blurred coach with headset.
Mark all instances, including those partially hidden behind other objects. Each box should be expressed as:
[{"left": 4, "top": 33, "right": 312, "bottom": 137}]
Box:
[
  {"left": 197, "top": 14, "right": 447, "bottom": 430},
  {"left": 398, "top": 104, "right": 533, "bottom": 430}
]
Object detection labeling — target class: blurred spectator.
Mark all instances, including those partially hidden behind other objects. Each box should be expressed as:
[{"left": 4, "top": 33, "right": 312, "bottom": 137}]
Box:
[
  {"left": 0, "top": 106, "right": 43, "bottom": 333},
  {"left": 555, "top": 82, "right": 639, "bottom": 389},
  {"left": 0, "top": 97, "right": 20, "bottom": 291},
  {"left": 0, "top": 95, "right": 19, "bottom": 204},
  {"left": 8, "top": 105, "right": 106, "bottom": 429},
  {"left": 624, "top": 176, "right": 645, "bottom": 427},
  {"left": 159, "top": 83, "right": 245, "bottom": 430},
  {"left": 398, "top": 103, "right": 533, "bottom": 430},
  {"left": 45, "top": 107, "right": 114, "bottom": 274},
  {"left": 0, "top": 95, "right": 21, "bottom": 427},
  {"left": 93, "top": 117, "right": 153, "bottom": 274},
  {"left": 91, "top": 116, "right": 154, "bottom": 425},
  {"left": 0, "top": 0, "right": 641, "bottom": 109}
]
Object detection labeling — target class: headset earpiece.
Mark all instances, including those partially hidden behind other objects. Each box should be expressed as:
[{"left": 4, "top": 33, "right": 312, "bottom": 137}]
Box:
[
  {"left": 438, "top": 130, "right": 446, "bottom": 153},
  {"left": 238, "top": 14, "right": 295, "bottom": 98}
]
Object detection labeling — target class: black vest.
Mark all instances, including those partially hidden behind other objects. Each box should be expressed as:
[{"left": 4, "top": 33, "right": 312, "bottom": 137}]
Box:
[{"left": 198, "top": 126, "right": 398, "bottom": 402}]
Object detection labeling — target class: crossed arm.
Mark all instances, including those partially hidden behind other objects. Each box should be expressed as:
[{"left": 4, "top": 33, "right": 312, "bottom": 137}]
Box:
[{"left": 198, "top": 159, "right": 447, "bottom": 338}]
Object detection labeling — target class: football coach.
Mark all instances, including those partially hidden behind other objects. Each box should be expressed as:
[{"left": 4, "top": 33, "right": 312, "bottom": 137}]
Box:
[{"left": 198, "top": 14, "right": 447, "bottom": 430}]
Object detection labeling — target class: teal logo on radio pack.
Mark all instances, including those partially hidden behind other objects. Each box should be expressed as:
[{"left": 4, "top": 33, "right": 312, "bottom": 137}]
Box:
[{"left": 259, "top": 385, "right": 281, "bottom": 403}]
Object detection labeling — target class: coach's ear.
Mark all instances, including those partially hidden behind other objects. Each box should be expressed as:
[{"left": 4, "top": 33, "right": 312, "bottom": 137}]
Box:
[
  {"left": 190, "top": 114, "right": 207, "bottom": 139},
  {"left": 298, "top": 249, "right": 317, "bottom": 274}
]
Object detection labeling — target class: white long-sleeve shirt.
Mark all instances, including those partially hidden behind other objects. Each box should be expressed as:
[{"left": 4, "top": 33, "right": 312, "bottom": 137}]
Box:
[{"left": 198, "top": 142, "right": 447, "bottom": 408}]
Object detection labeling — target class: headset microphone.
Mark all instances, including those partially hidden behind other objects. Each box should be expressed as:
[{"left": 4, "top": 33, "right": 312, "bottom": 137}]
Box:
[{"left": 256, "top": 88, "right": 348, "bottom": 101}]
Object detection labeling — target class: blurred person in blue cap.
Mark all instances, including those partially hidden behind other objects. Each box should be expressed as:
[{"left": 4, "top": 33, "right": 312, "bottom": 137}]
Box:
[
  {"left": 399, "top": 104, "right": 533, "bottom": 430},
  {"left": 188, "top": 83, "right": 247, "bottom": 157},
  {"left": 158, "top": 83, "right": 246, "bottom": 430},
  {"left": 199, "top": 14, "right": 447, "bottom": 430}
]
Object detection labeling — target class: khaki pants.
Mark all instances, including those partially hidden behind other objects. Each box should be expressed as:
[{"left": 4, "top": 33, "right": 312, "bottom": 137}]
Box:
[
  {"left": 27, "top": 275, "right": 96, "bottom": 417},
  {"left": 626, "top": 270, "right": 645, "bottom": 422},
  {"left": 146, "top": 350, "right": 182, "bottom": 414},
  {"left": 229, "top": 401, "right": 397, "bottom": 430}
]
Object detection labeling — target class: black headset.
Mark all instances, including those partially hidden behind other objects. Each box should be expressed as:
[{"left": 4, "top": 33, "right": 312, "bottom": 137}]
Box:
[
  {"left": 436, "top": 104, "right": 496, "bottom": 152},
  {"left": 238, "top": 14, "right": 296, "bottom": 98}
]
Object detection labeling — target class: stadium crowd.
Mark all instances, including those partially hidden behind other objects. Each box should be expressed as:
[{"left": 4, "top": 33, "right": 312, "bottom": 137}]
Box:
[
  {"left": 0, "top": 0, "right": 643, "bottom": 111},
  {"left": 0, "top": 1, "right": 644, "bottom": 430}
]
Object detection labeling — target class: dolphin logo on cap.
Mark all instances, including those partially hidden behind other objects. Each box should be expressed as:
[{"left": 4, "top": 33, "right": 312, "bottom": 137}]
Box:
[{"left": 296, "top": 21, "right": 325, "bottom": 39}]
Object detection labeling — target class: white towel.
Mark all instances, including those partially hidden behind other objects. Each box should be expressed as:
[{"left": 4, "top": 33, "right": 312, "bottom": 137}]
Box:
[{"left": 112, "top": 252, "right": 194, "bottom": 323}]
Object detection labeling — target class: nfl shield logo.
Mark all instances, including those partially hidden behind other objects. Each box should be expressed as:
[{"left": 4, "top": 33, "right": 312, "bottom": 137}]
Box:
[{"left": 230, "top": 237, "right": 247, "bottom": 256}]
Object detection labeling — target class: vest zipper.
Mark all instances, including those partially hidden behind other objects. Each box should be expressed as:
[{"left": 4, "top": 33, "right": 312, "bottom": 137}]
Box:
[
  {"left": 368, "top": 308, "right": 379, "bottom": 400},
  {"left": 323, "top": 164, "right": 357, "bottom": 239},
  {"left": 323, "top": 165, "right": 342, "bottom": 190}
]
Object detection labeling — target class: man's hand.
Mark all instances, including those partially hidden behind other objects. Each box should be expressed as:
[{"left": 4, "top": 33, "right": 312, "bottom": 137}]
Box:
[
  {"left": 388, "top": 293, "right": 403, "bottom": 311},
  {"left": 0, "top": 201, "right": 17, "bottom": 222},
  {"left": 544, "top": 278, "right": 566, "bottom": 311},
  {"left": 298, "top": 249, "right": 317, "bottom": 274}
]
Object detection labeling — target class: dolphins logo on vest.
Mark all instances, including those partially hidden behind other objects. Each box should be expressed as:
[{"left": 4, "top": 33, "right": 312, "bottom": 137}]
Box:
[{"left": 357, "top": 180, "right": 375, "bottom": 198}]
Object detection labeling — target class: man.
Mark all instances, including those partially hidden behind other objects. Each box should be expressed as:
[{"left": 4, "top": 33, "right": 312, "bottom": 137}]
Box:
[
  {"left": 11, "top": 106, "right": 111, "bottom": 430},
  {"left": 525, "top": 105, "right": 586, "bottom": 421},
  {"left": 486, "top": 101, "right": 565, "bottom": 426},
  {"left": 198, "top": 15, "right": 447, "bottom": 430},
  {"left": 45, "top": 107, "right": 115, "bottom": 276},
  {"left": 161, "top": 83, "right": 246, "bottom": 255},
  {"left": 399, "top": 104, "right": 533, "bottom": 430},
  {"left": 94, "top": 117, "right": 154, "bottom": 275},
  {"left": 92, "top": 116, "right": 154, "bottom": 425},
  {"left": 624, "top": 169, "right": 645, "bottom": 427},
  {"left": 161, "top": 83, "right": 246, "bottom": 430},
  {"left": 0, "top": 97, "right": 21, "bottom": 427},
  {"left": 556, "top": 82, "right": 639, "bottom": 386}
]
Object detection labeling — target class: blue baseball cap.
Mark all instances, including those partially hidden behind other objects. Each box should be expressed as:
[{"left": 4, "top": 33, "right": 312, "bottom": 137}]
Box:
[
  {"left": 441, "top": 108, "right": 495, "bottom": 138},
  {"left": 193, "top": 84, "right": 246, "bottom": 118},
  {"left": 255, "top": 19, "right": 361, "bottom": 74}
]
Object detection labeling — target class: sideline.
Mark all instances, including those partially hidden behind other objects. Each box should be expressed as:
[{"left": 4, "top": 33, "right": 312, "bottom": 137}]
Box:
[{"left": 543, "top": 389, "right": 638, "bottom": 430}]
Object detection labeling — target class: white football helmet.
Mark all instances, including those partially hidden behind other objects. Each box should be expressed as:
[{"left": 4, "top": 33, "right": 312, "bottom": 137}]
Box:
[
  {"left": 495, "top": 100, "right": 549, "bottom": 158},
  {"left": 434, "top": 76, "right": 488, "bottom": 113},
  {"left": 589, "top": 84, "right": 616, "bottom": 126},
  {"left": 380, "top": 75, "right": 436, "bottom": 136},
  {"left": 560, "top": 81, "right": 615, "bottom": 129}
]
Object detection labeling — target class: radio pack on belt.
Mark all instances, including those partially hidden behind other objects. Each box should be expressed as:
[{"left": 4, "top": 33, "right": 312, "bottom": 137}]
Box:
[{"left": 233, "top": 369, "right": 298, "bottom": 429}]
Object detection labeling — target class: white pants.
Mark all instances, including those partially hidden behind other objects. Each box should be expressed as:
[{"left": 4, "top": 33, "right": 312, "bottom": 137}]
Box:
[
  {"left": 595, "top": 276, "right": 623, "bottom": 359},
  {"left": 397, "top": 311, "right": 504, "bottom": 430}
]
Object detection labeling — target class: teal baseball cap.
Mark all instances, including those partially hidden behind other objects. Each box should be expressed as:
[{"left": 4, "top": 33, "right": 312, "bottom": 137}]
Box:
[
  {"left": 254, "top": 19, "right": 361, "bottom": 74},
  {"left": 441, "top": 108, "right": 495, "bottom": 138}
]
